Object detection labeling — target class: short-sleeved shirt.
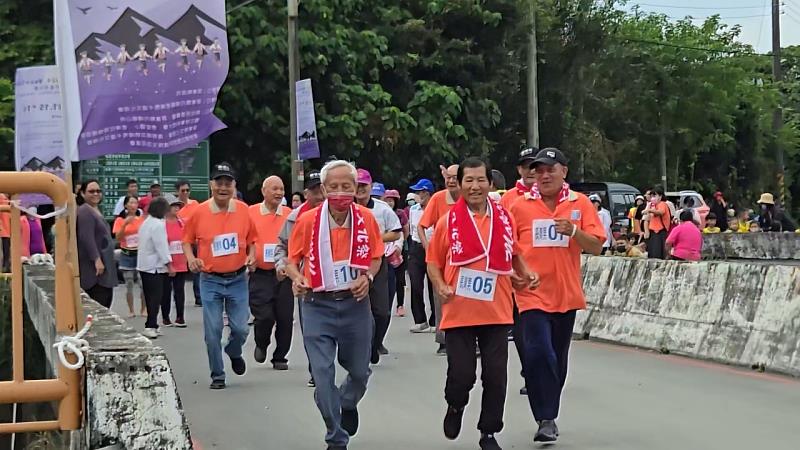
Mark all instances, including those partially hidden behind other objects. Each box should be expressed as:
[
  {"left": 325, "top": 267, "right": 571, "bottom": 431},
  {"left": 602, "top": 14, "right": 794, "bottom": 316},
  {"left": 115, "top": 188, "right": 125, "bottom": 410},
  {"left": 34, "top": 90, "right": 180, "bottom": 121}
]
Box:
[
  {"left": 426, "top": 211, "right": 518, "bottom": 330},
  {"left": 666, "top": 221, "right": 702, "bottom": 261},
  {"left": 510, "top": 191, "right": 606, "bottom": 313},
  {"left": 418, "top": 190, "right": 457, "bottom": 230},
  {"left": 182, "top": 199, "right": 256, "bottom": 273},
  {"left": 0, "top": 194, "right": 10, "bottom": 238},
  {"left": 249, "top": 203, "right": 292, "bottom": 270},
  {"left": 166, "top": 219, "right": 188, "bottom": 272},
  {"left": 177, "top": 199, "right": 200, "bottom": 222},
  {"left": 367, "top": 198, "right": 402, "bottom": 235},
  {"left": 648, "top": 202, "right": 672, "bottom": 233},
  {"left": 408, "top": 204, "right": 426, "bottom": 243},
  {"left": 500, "top": 187, "right": 526, "bottom": 210},
  {"left": 288, "top": 204, "right": 384, "bottom": 283},
  {"left": 113, "top": 215, "right": 144, "bottom": 250}
]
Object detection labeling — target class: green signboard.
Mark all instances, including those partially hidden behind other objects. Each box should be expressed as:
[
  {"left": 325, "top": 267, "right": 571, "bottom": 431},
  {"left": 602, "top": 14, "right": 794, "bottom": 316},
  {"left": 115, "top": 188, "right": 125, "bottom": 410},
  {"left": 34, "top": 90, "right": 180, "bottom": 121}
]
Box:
[{"left": 80, "top": 141, "right": 210, "bottom": 219}]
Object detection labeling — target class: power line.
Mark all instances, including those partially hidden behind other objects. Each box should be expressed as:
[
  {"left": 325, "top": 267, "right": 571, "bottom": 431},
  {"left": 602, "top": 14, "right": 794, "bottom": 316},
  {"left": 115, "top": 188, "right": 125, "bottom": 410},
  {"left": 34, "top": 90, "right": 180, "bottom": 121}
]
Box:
[
  {"left": 673, "top": 14, "right": 770, "bottom": 19},
  {"left": 634, "top": 2, "right": 767, "bottom": 10},
  {"left": 756, "top": 0, "right": 770, "bottom": 50},
  {"left": 227, "top": 0, "right": 261, "bottom": 14}
]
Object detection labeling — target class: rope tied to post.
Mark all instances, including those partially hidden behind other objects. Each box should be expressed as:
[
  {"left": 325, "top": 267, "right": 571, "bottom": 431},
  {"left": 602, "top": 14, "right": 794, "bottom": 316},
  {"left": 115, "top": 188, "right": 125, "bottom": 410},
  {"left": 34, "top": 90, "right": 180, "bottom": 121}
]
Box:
[
  {"left": 9, "top": 200, "right": 69, "bottom": 220},
  {"left": 53, "top": 315, "right": 93, "bottom": 370}
]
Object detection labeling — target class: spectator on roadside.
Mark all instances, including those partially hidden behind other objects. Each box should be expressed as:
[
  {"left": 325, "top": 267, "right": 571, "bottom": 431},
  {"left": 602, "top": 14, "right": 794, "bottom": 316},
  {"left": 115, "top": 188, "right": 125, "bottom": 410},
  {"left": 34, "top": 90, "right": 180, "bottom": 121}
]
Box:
[
  {"left": 748, "top": 221, "right": 761, "bottom": 233},
  {"left": 725, "top": 217, "right": 740, "bottom": 233},
  {"left": 20, "top": 212, "right": 47, "bottom": 258},
  {"left": 757, "top": 193, "right": 796, "bottom": 232},
  {"left": 149, "top": 180, "right": 162, "bottom": 198},
  {"left": 677, "top": 196, "right": 701, "bottom": 226},
  {"left": 666, "top": 210, "right": 702, "bottom": 261},
  {"left": 290, "top": 191, "right": 305, "bottom": 209},
  {"left": 736, "top": 211, "right": 750, "bottom": 233},
  {"left": 113, "top": 179, "right": 139, "bottom": 216},
  {"left": 589, "top": 194, "right": 613, "bottom": 254},
  {"left": 644, "top": 186, "right": 671, "bottom": 259},
  {"left": 629, "top": 195, "right": 646, "bottom": 237},
  {"left": 702, "top": 213, "right": 721, "bottom": 234},
  {"left": 76, "top": 180, "right": 117, "bottom": 308},
  {"left": 709, "top": 191, "right": 728, "bottom": 232},
  {"left": 611, "top": 235, "right": 645, "bottom": 258}
]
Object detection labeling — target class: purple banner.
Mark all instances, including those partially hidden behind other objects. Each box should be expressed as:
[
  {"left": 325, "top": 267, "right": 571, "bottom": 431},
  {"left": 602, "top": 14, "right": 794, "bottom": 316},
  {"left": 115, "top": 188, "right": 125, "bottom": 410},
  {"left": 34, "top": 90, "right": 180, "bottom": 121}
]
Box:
[{"left": 63, "top": 0, "right": 228, "bottom": 160}]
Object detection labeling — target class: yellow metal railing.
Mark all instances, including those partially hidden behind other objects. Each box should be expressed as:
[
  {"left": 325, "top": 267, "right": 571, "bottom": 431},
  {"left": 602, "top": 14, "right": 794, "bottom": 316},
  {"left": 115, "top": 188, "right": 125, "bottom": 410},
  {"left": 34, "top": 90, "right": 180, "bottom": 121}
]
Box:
[{"left": 0, "top": 172, "right": 83, "bottom": 433}]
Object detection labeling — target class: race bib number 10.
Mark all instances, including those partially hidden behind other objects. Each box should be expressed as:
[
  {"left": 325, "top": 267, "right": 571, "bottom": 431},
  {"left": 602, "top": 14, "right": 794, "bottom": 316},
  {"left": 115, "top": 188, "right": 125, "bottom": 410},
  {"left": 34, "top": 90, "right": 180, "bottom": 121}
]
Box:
[
  {"left": 455, "top": 268, "right": 497, "bottom": 302},
  {"left": 212, "top": 233, "right": 240, "bottom": 257},
  {"left": 332, "top": 260, "right": 359, "bottom": 291},
  {"left": 532, "top": 219, "right": 569, "bottom": 248}
]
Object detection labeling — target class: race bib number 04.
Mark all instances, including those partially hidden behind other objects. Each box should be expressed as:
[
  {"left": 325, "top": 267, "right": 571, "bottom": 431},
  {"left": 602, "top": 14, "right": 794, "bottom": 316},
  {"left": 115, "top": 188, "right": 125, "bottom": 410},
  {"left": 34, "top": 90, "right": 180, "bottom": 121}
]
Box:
[
  {"left": 263, "top": 244, "right": 277, "bottom": 263},
  {"left": 532, "top": 219, "right": 569, "bottom": 248},
  {"left": 212, "top": 233, "right": 239, "bottom": 257},
  {"left": 168, "top": 241, "right": 183, "bottom": 255},
  {"left": 455, "top": 268, "right": 497, "bottom": 302},
  {"left": 332, "top": 260, "right": 359, "bottom": 291}
]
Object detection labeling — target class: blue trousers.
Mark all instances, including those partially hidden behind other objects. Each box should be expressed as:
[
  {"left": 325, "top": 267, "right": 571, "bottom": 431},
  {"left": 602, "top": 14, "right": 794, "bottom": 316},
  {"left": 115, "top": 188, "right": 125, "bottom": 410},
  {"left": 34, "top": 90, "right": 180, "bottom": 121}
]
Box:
[
  {"left": 520, "top": 309, "right": 576, "bottom": 421},
  {"left": 301, "top": 292, "right": 374, "bottom": 447},
  {"left": 200, "top": 272, "right": 250, "bottom": 382}
]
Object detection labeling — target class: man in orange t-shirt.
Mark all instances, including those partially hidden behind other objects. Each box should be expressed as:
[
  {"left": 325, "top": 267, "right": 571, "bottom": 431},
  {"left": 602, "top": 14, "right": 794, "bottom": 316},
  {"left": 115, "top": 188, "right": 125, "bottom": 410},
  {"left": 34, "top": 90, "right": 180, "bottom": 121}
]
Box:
[
  {"left": 427, "top": 158, "right": 539, "bottom": 449},
  {"left": 248, "top": 176, "right": 293, "bottom": 370},
  {"left": 509, "top": 148, "right": 605, "bottom": 444},
  {"left": 175, "top": 179, "right": 203, "bottom": 306},
  {"left": 0, "top": 193, "right": 11, "bottom": 272},
  {"left": 500, "top": 147, "right": 538, "bottom": 209},
  {"left": 182, "top": 162, "right": 257, "bottom": 390},
  {"left": 286, "top": 160, "right": 384, "bottom": 450},
  {"left": 417, "top": 164, "right": 460, "bottom": 354}
]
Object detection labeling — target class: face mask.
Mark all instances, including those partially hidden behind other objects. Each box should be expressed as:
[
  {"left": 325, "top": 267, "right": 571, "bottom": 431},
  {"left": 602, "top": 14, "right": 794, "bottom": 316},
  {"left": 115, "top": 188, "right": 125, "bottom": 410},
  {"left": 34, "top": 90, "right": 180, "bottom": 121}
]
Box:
[
  {"left": 761, "top": 204, "right": 768, "bottom": 211},
  {"left": 408, "top": 200, "right": 417, "bottom": 206},
  {"left": 327, "top": 192, "right": 354, "bottom": 211},
  {"left": 615, "top": 245, "right": 627, "bottom": 253}
]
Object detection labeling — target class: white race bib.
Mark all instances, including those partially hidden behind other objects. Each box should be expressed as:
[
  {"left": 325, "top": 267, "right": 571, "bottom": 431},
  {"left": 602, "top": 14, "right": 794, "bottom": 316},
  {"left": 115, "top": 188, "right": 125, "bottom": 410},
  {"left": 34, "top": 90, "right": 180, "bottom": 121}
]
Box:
[
  {"left": 331, "top": 260, "right": 359, "bottom": 291},
  {"left": 211, "top": 233, "right": 239, "bottom": 257},
  {"left": 455, "top": 268, "right": 498, "bottom": 302},
  {"left": 169, "top": 241, "right": 183, "bottom": 255},
  {"left": 124, "top": 234, "right": 139, "bottom": 248},
  {"left": 263, "top": 244, "right": 277, "bottom": 263},
  {"left": 532, "top": 219, "right": 570, "bottom": 248}
]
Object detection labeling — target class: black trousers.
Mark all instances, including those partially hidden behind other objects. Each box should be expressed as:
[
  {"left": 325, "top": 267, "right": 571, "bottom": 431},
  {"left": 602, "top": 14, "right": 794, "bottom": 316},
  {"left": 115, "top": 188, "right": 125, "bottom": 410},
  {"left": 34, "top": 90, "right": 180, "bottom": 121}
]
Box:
[
  {"left": 162, "top": 271, "right": 188, "bottom": 321},
  {"left": 370, "top": 258, "right": 391, "bottom": 352},
  {"left": 445, "top": 325, "right": 508, "bottom": 434},
  {"left": 647, "top": 229, "right": 668, "bottom": 259},
  {"left": 249, "top": 269, "right": 294, "bottom": 363},
  {"left": 512, "top": 300, "right": 525, "bottom": 378},
  {"left": 1, "top": 237, "right": 10, "bottom": 273},
  {"left": 408, "top": 240, "right": 435, "bottom": 326},
  {"left": 86, "top": 284, "right": 113, "bottom": 308},
  {"left": 140, "top": 272, "right": 169, "bottom": 329}
]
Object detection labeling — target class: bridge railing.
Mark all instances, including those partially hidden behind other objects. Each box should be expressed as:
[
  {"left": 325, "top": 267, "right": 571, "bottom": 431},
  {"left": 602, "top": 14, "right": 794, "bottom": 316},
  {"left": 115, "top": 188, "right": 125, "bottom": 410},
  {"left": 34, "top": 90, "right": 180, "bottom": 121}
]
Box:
[{"left": 0, "top": 172, "right": 83, "bottom": 434}]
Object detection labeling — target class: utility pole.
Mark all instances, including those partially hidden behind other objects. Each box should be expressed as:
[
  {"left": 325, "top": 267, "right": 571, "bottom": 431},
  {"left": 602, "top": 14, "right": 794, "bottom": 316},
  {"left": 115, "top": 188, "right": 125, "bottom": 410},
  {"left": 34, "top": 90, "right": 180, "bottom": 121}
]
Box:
[
  {"left": 527, "top": 0, "right": 540, "bottom": 148},
  {"left": 659, "top": 113, "right": 667, "bottom": 191},
  {"left": 772, "top": 0, "right": 785, "bottom": 205},
  {"left": 288, "top": 0, "right": 303, "bottom": 193}
]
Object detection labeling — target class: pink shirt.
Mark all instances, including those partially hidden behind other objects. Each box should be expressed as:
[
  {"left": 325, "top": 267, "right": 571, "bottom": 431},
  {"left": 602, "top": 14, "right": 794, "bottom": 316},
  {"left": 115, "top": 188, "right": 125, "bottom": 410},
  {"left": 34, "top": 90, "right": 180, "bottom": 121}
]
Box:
[
  {"left": 166, "top": 219, "right": 188, "bottom": 272},
  {"left": 666, "top": 221, "right": 702, "bottom": 261}
]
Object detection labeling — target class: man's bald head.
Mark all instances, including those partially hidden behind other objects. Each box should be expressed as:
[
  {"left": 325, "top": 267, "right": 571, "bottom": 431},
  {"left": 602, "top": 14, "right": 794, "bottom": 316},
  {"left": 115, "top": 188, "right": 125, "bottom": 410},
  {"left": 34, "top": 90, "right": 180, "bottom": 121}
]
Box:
[
  {"left": 262, "top": 175, "right": 285, "bottom": 208},
  {"left": 445, "top": 164, "right": 459, "bottom": 192}
]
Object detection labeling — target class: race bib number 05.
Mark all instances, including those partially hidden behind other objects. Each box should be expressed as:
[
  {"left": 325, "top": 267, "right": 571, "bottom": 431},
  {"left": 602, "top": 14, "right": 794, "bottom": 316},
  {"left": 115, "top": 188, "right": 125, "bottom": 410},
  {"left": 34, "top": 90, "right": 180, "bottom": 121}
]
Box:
[
  {"left": 168, "top": 241, "right": 183, "bottom": 255},
  {"left": 532, "top": 219, "right": 569, "bottom": 248},
  {"left": 212, "top": 233, "right": 240, "bottom": 257},
  {"left": 455, "top": 268, "right": 497, "bottom": 302},
  {"left": 332, "top": 260, "right": 359, "bottom": 291},
  {"left": 263, "top": 244, "right": 277, "bottom": 263}
]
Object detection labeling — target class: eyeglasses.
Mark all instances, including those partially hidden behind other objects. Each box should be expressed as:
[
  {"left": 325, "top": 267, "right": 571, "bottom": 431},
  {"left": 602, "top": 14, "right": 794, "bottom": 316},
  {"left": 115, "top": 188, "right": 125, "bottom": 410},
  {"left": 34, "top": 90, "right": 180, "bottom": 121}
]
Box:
[
  {"left": 86, "top": 189, "right": 102, "bottom": 194},
  {"left": 179, "top": 189, "right": 190, "bottom": 192}
]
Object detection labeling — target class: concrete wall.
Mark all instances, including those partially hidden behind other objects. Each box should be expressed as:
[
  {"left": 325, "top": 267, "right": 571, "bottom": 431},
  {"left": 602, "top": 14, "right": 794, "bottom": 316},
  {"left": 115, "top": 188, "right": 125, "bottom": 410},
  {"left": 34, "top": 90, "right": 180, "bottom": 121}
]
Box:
[
  {"left": 577, "top": 256, "right": 800, "bottom": 377},
  {"left": 23, "top": 266, "right": 193, "bottom": 450},
  {"left": 703, "top": 232, "right": 800, "bottom": 260}
]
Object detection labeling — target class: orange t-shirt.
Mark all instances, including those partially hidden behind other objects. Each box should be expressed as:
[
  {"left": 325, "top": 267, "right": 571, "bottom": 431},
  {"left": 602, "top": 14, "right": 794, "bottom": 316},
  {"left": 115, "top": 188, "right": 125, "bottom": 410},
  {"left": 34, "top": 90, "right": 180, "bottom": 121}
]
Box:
[
  {"left": 510, "top": 191, "right": 606, "bottom": 313},
  {"left": 0, "top": 194, "right": 10, "bottom": 238},
  {"left": 648, "top": 202, "right": 672, "bottom": 233},
  {"left": 182, "top": 199, "right": 256, "bottom": 273},
  {"left": 419, "top": 190, "right": 457, "bottom": 229},
  {"left": 112, "top": 215, "right": 144, "bottom": 249},
  {"left": 288, "top": 205, "right": 384, "bottom": 283},
  {"left": 500, "top": 187, "right": 526, "bottom": 210},
  {"left": 177, "top": 199, "right": 200, "bottom": 222},
  {"left": 249, "top": 203, "right": 292, "bottom": 270},
  {"left": 426, "top": 211, "right": 518, "bottom": 330}
]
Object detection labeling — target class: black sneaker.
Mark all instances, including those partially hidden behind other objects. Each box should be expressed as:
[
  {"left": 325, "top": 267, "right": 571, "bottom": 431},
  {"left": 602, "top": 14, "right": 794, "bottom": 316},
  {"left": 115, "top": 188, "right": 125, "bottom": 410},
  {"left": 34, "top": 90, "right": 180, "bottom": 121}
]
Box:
[
  {"left": 307, "top": 377, "right": 315, "bottom": 387},
  {"left": 231, "top": 356, "right": 247, "bottom": 376},
  {"left": 272, "top": 361, "right": 289, "bottom": 371},
  {"left": 341, "top": 408, "right": 359, "bottom": 436},
  {"left": 254, "top": 346, "right": 267, "bottom": 364},
  {"left": 534, "top": 420, "right": 558, "bottom": 442},
  {"left": 443, "top": 405, "right": 464, "bottom": 440},
  {"left": 479, "top": 433, "right": 502, "bottom": 450},
  {"left": 209, "top": 379, "right": 226, "bottom": 390},
  {"left": 436, "top": 344, "right": 447, "bottom": 356},
  {"left": 370, "top": 348, "right": 380, "bottom": 364},
  {"left": 378, "top": 345, "right": 389, "bottom": 355},
  {"left": 326, "top": 446, "right": 347, "bottom": 450}
]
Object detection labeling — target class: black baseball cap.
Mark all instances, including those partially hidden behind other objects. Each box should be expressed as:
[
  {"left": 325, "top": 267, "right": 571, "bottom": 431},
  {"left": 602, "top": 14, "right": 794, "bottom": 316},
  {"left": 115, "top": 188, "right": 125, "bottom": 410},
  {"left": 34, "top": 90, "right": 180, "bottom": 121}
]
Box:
[
  {"left": 517, "top": 147, "right": 538, "bottom": 165},
  {"left": 210, "top": 161, "right": 236, "bottom": 180},
  {"left": 305, "top": 171, "right": 322, "bottom": 189},
  {"left": 531, "top": 148, "right": 569, "bottom": 167}
]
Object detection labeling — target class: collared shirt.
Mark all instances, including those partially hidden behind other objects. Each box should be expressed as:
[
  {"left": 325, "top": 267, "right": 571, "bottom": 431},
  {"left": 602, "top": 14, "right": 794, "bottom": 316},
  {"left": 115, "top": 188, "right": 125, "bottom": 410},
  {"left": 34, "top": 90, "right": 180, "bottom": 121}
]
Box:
[
  {"left": 418, "top": 189, "right": 457, "bottom": 230},
  {"left": 249, "top": 202, "right": 292, "bottom": 270},
  {"left": 510, "top": 190, "right": 606, "bottom": 313},
  {"left": 183, "top": 199, "right": 256, "bottom": 273},
  {"left": 500, "top": 186, "right": 527, "bottom": 210},
  {"left": 177, "top": 199, "right": 200, "bottom": 222},
  {"left": 366, "top": 198, "right": 402, "bottom": 235},
  {"left": 408, "top": 203, "right": 431, "bottom": 243},
  {"left": 137, "top": 216, "right": 172, "bottom": 273}
]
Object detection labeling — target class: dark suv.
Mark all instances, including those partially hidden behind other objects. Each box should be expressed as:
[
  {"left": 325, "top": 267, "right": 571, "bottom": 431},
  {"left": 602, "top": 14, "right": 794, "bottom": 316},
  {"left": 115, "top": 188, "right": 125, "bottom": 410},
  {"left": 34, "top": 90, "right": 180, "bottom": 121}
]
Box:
[{"left": 571, "top": 182, "right": 641, "bottom": 228}]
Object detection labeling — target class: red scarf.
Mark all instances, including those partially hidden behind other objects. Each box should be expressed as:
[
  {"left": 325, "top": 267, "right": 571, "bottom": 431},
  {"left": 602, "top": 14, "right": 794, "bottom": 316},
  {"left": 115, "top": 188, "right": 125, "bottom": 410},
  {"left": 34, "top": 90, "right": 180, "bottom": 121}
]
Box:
[
  {"left": 515, "top": 179, "right": 528, "bottom": 194},
  {"left": 308, "top": 201, "right": 371, "bottom": 291},
  {"left": 447, "top": 197, "right": 513, "bottom": 275},
  {"left": 530, "top": 182, "right": 571, "bottom": 204},
  {"left": 297, "top": 201, "right": 314, "bottom": 218}
]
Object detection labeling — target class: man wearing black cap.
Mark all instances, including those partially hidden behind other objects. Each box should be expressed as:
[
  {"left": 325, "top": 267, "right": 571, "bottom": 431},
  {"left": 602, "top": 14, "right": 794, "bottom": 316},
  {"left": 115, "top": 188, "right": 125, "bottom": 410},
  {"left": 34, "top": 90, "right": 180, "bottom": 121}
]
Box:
[
  {"left": 500, "top": 147, "right": 538, "bottom": 210},
  {"left": 182, "top": 162, "right": 258, "bottom": 389}
]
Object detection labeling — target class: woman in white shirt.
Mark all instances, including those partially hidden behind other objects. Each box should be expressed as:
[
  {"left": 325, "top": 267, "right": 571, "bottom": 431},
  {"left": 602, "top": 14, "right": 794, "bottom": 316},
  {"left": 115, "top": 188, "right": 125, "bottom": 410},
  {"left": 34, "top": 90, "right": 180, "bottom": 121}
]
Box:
[{"left": 137, "top": 197, "right": 175, "bottom": 338}]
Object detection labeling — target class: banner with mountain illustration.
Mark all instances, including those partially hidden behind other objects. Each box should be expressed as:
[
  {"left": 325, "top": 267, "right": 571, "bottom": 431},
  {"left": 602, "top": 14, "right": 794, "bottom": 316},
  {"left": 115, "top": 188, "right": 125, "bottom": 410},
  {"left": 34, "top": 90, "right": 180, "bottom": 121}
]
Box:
[{"left": 55, "top": 0, "right": 229, "bottom": 160}]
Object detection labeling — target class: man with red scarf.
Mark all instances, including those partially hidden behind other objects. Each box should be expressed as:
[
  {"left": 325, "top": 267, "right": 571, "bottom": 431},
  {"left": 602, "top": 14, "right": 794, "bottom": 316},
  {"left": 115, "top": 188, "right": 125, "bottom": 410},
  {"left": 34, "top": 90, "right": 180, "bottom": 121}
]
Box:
[
  {"left": 499, "top": 147, "right": 538, "bottom": 209},
  {"left": 286, "top": 160, "right": 384, "bottom": 450},
  {"left": 427, "top": 157, "right": 539, "bottom": 450},
  {"left": 509, "top": 148, "right": 604, "bottom": 443}
]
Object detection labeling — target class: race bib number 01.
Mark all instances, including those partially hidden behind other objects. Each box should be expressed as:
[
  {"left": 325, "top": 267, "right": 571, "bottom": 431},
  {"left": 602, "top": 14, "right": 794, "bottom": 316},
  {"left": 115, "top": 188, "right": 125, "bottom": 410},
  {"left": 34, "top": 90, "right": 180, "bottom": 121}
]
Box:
[
  {"left": 532, "top": 219, "right": 569, "bottom": 248},
  {"left": 212, "top": 233, "right": 239, "bottom": 257},
  {"left": 332, "top": 260, "right": 359, "bottom": 291},
  {"left": 125, "top": 234, "right": 139, "bottom": 248},
  {"left": 455, "top": 268, "right": 497, "bottom": 302},
  {"left": 168, "top": 241, "right": 183, "bottom": 255},
  {"left": 263, "top": 244, "right": 277, "bottom": 263}
]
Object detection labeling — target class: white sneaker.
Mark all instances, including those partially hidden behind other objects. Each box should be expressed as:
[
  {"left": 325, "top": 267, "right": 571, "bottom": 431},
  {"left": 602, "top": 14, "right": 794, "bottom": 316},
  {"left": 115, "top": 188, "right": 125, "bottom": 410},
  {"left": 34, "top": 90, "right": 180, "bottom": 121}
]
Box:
[
  {"left": 142, "top": 328, "right": 158, "bottom": 339},
  {"left": 156, "top": 328, "right": 163, "bottom": 336},
  {"left": 410, "top": 323, "right": 431, "bottom": 333}
]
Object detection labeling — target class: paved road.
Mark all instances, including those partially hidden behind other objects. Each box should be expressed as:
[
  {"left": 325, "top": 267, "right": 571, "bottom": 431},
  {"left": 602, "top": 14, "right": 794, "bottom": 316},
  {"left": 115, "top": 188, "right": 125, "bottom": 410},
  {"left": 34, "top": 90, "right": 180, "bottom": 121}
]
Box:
[{"left": 111, "top": 285, "right": 800, "bottom": 450}]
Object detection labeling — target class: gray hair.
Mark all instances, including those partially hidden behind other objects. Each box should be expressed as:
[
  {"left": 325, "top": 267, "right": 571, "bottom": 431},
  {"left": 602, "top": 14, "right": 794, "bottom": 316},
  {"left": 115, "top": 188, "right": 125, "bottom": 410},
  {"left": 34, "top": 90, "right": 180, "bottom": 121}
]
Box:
[{"left": 320, "top": 160, "right": 357, "bottom": 184}]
